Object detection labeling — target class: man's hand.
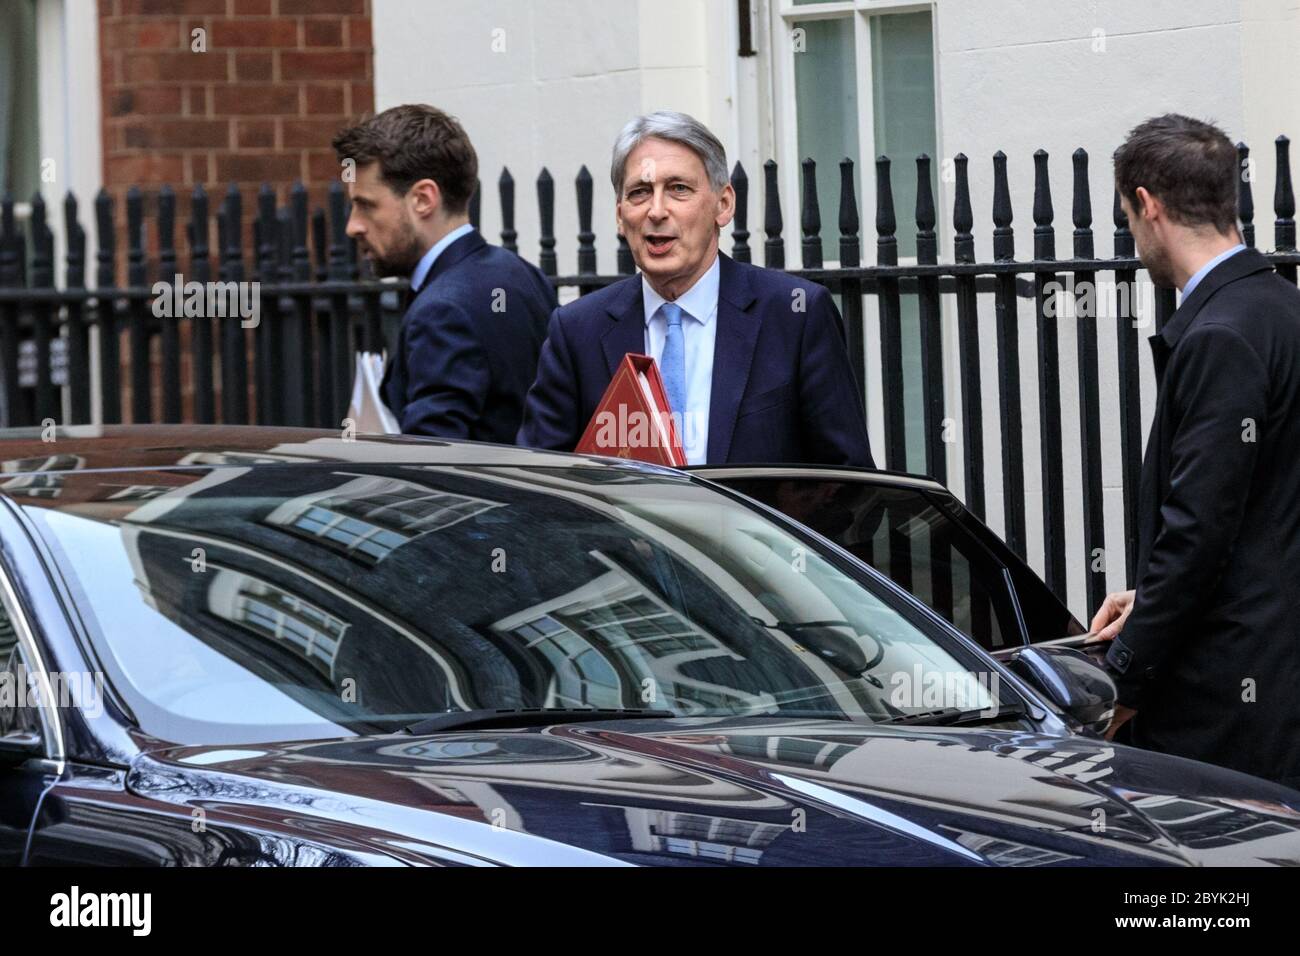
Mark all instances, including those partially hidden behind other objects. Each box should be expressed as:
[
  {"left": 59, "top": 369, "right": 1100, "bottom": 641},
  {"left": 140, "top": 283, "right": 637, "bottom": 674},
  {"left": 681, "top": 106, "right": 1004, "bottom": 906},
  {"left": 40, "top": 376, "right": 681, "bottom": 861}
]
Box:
[
  {"left": 1104, "top": 703, "right": 1138, "bottom": 740},
  {"left": 1087, "top": 589, "right": 1136, "bottom": 643}
]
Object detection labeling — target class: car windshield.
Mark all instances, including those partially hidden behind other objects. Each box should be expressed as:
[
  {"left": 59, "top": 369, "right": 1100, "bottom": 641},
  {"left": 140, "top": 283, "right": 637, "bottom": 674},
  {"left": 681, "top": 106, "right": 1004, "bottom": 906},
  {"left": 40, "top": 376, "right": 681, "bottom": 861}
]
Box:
[{"left": 16, "top": 462, "right": 1010, "bottom": 745}]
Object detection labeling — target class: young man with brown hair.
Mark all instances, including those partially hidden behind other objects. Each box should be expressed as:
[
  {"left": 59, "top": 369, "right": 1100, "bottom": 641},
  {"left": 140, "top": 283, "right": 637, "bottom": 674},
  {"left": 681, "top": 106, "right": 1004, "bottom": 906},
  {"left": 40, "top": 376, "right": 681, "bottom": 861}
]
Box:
[
  {"left": 333, "top": 105, "right": 556, "bottom": 440},
  {"left": 1092, "top": 113, "right": 1300, "bottom": 788}
]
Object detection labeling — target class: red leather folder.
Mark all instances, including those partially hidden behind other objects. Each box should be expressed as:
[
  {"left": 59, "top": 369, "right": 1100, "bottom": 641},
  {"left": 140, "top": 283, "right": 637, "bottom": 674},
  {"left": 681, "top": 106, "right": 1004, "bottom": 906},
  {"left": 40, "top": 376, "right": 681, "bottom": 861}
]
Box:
[{"left": 575, "top": 353, "right": 686, "bottom": 466}]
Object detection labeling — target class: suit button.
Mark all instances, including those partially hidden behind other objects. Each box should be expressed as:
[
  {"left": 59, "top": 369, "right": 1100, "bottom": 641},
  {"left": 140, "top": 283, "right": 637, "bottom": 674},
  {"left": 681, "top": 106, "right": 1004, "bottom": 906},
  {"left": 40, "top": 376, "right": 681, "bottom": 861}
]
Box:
[
  {"left": 1115, "top": 649, "right": 1131, "bottom": 667},
  {"left": 1144, "top": 666, "right": 1157, "bottom": 678}
]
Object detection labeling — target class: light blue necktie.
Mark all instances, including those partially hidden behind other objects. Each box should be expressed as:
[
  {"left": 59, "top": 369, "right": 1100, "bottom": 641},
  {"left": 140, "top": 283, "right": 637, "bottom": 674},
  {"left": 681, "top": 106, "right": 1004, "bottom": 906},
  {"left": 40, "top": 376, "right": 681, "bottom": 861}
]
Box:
[{"left": 659, "top": 302, "right": 688, "bottom": 417}]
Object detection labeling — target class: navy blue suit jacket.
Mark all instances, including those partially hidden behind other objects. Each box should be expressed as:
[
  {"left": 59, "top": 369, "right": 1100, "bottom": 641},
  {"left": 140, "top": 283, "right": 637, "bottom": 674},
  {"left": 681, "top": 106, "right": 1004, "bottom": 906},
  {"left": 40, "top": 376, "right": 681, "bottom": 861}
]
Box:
[
  {"left": 381, "top": 230, "right": 558, "bottom": 441},
  {"left": 517, "top": 253, "right": 873, "bottom": 465}
]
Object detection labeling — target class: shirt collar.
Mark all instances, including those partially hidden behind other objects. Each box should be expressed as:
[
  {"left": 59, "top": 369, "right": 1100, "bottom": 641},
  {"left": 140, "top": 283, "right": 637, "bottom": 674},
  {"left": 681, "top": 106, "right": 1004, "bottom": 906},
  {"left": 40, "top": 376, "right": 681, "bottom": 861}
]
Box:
[
  {"left": 410, "top": 222, "right": 475, "bottom": 290},
  {"left": 1180, "top": 243, "right": 1246, "bottom": 300},
  {"left": 642, "top": 253, "right": 721, "bottom": 327}
]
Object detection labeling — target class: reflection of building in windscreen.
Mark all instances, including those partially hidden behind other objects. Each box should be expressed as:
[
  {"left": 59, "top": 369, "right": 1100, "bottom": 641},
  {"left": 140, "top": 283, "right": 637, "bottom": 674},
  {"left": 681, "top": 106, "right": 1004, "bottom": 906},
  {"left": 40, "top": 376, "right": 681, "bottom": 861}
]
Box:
[
  {"left": 265, "top": 473, "right": 503, "bottom": 565},
  {"left": 115, "top": 519, "right": 477, "bottom": 718},
  {"left": 491, "top": 550, "right": 762, "bottom": 715},
  {"left": 204, "top": 565, "right": 349, "bottom": 681}
]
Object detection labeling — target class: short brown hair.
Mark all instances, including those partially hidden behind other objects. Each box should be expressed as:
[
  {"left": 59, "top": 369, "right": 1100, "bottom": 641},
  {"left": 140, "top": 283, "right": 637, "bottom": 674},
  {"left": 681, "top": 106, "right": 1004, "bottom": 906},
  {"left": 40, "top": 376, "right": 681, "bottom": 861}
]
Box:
[
  {"left": 1113, "top": 114, "right": 1239, "bottom": 234},
  {"left": 332, "top": 104, "right": 478, "bottom": 214}
]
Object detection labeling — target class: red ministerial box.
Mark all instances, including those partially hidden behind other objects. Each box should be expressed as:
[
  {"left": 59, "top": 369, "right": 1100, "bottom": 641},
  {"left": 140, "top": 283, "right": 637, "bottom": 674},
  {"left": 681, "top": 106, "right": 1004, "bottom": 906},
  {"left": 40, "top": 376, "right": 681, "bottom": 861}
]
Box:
[{"left": 575, "top": 353, "right": 686, "bottom": 467}]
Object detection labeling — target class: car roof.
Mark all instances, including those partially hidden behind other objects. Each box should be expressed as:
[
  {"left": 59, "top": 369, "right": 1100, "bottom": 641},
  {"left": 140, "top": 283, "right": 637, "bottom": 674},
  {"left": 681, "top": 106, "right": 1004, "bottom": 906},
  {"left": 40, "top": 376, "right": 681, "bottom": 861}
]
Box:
[
  {"left": 0, "top": 424, "right": 669, "bottom": 475},
  {"left": 0, "top": 424, "right": 944, "bottom": 492}
]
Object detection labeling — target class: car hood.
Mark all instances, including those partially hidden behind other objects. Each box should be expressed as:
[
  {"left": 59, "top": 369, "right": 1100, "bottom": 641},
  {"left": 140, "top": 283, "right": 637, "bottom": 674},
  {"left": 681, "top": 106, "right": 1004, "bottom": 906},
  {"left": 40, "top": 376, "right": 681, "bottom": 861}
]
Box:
[{"left": 129, "top": 717, "right": 1300, "bottom": 866}]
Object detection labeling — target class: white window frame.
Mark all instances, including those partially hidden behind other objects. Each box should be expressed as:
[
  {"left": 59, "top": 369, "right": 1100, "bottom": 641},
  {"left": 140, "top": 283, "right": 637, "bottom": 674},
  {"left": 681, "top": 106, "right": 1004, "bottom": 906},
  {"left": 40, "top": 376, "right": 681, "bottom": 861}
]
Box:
[
  {"left": 769, "top": 0, "right": 941, "bottom": 268},
  {"left": 33, "top": 0, "right": 102, "bottom": 267},
  {"left": 768, "top": 1, "right": 947, "bottom": 472}
]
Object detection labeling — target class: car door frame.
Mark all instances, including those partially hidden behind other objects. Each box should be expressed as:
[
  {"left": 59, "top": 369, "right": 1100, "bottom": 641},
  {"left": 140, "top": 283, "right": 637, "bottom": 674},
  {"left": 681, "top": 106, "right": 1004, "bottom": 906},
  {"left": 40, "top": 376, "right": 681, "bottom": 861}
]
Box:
[
  {"left": 690, "top": 465, "right": 1085, "bottom": 653},
  {"left": 0, "top": 516, "right": 67, "bottom": 865}
]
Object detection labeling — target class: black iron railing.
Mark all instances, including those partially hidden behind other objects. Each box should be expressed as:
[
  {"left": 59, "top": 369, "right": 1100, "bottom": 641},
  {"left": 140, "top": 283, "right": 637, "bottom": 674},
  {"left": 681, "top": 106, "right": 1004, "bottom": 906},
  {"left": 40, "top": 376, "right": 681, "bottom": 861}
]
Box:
[{"left": 0, "top": 135, "right": 1296, "bottom": 615}]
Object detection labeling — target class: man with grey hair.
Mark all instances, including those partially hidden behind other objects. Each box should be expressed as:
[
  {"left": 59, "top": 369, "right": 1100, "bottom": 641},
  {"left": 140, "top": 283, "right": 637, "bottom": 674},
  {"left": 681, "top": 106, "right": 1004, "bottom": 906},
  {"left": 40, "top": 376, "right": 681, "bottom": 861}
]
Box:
[{"left": 518, "top": 110, "right": 872, "bottom": 466}]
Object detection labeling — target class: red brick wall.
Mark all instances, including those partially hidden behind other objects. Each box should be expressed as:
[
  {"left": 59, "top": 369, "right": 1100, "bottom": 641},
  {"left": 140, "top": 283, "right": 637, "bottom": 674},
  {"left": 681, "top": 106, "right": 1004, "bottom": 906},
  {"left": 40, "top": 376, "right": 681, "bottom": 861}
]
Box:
[
  {"left": 96, "top": 0, "right": 375, "bottom": 423},
  {"left": 99, "top": 0, "right": 374, "bottom": 247}
]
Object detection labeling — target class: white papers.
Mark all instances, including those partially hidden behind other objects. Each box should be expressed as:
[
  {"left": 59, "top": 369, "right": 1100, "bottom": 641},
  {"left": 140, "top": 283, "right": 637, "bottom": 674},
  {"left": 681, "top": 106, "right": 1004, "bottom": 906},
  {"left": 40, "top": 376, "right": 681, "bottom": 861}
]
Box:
[{"left": 346, "top": 352, "right": 401, "bottom": 434}]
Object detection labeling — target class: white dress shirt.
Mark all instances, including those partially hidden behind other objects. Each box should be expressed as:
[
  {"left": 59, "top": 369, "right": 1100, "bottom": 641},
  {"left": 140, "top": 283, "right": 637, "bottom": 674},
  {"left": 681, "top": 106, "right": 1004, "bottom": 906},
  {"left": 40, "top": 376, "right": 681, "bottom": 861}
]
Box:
[
  {"left": 1179, "top": 243, "right": 1246, "bottom": 300},
  {"left": 642, "top": 254, "right": 720, "bottom": 465},
  {"left": 410, "top": 222, "right": 475, "bottom": 291}
]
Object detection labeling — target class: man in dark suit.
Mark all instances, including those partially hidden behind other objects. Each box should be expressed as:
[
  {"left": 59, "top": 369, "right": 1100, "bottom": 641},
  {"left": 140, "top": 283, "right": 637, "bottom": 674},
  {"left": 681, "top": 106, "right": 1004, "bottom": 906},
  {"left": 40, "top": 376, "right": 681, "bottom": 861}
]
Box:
[
  {"left": 333, "top": 105, "right": 556, "bottom": 440},
  {"left": 1091, "top": 114, "right": 1300, "bottom": 789},
  {"left": 517, "top": 110, "right": 872, "bottom": 467}
]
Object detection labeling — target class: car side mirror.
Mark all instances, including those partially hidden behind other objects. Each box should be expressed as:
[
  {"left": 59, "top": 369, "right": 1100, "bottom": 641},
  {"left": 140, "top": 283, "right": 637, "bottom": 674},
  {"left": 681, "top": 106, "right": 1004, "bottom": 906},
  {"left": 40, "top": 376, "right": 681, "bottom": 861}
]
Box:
[{"left": 1006, "top": 645, "right": 1116, "bottom": 735}]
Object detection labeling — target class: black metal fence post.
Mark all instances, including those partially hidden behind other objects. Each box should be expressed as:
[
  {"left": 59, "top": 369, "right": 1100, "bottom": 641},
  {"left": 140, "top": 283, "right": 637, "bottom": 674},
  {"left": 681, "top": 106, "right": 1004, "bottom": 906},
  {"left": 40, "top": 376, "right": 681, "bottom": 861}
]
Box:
[
  {"left": 1237, "top": 142, "right": 1255, "bottom": 249},
  {"left": 1072, "top": 149, "right": 1106, "bottom": 613},
  {"left": 837, "top": 158, "right": 865, "bottom": 414},
  {"left": 992, "top": 151, "right": 1027, "bottom": 560},
  {"left": 1275, "top": 135, "right": 1296, "bottom": 284},
  {"left": 190, "top": 185, "right": 215, "bottom": 424},
  {"left": 537, "top": 168, "right": 557, "bottom": 278},
  {"left": 499, "top": 168, "right": 518, "bottom": 256},
  {"left": 876, "top": 155, "right": 906, "bottom": 472},
  {"left": 915, "top": 154, "right": 944, "bottom": 485},
  {"left": 29, "top": 194, "right": 56, "bottom": 425},
  {"left": 800, "top": 157, "right": 822, "bottom": 270},
  {"left": 64, "top": 192, "right": 90, "bottom": 425},
  {"left": 95, "top": 189, "right": 121, "bottom": 424},
  {"left": 1032, "top": 150, "right": 1066, "bottom": 598},
  {"left": 157, "top": 185, "right": 182, "bottom": 423},
  {"left": 952, "top": 153, "right": 984, "bottom": 521},
  {"left": 576, "top": 165, "right": 597, "bottom": 294},
  {"left": 763, "top": 159, "right": 783, "bottom": 269},
  {"left": 0, "top": 196, "right": 19, "bottom": 427},
  {"left": 730, "top": 161, "right": 751, "bottom": 265},
  {"left": 1112, "top": 187, "right": 1142, "bottom": 589}
]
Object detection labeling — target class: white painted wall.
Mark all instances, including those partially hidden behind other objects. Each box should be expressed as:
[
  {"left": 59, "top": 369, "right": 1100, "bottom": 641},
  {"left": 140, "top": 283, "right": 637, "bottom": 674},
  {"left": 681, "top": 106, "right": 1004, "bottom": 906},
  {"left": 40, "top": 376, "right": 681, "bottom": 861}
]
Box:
[
  {"left": 373, "top": 0, "right": 742, "bottom": 293},
  {"left": 372, "top": 0, "right": 1300, "bottom": 618},
  {"left": 929, "top": 0, "right": 1300, "bottom": 617}
]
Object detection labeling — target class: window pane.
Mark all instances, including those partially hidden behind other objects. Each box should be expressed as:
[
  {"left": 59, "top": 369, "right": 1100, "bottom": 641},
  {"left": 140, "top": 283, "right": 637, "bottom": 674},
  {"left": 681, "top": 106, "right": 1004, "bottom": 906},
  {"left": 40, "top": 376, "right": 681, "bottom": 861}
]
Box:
[
  {"left": 0, "top": 0, "right": 40, "bottom": 198},
  {"left": 717, "top": 478, "right": 1021, "bottom": 653},
  {"left": 870, "top": 10, "right": 937, "bottom": 259},
  {"left": 793, "top": 17, "right": 860, "bottom": 250}
]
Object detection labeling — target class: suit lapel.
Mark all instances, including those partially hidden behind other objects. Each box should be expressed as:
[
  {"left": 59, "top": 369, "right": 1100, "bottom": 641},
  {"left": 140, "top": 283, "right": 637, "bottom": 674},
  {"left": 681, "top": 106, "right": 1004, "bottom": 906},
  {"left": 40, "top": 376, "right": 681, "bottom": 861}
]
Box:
[
  {"left": 706, "top": 254, "right": 758, "bottom": 463},
  {"left": 423, "top": 229, "right": 485, "bottom": 290},
  {"left": 600, "top": 277, "right": 647, "bottom": 376},
  {"left": 381, "top": 229, "right": 486, "bottom": 404},
  {"left": 1155, "top": 247, "right": 1272, "bottom": 352}
]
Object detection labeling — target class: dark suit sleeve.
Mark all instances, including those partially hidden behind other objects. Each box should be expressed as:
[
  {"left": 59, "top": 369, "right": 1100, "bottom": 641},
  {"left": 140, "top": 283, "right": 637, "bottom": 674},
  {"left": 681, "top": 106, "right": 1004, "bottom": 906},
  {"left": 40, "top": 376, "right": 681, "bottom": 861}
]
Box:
[
  {"left": 399, "top": 298, "right": 489, "bottom": 438},
  {"left": 796, "top": 286, "right": 874, "bottom": 467},
  {"left": 1106, "top": 323, "right": 1267, "bottom": 706},
  {"left": 517, "top": 307, "right": 581, "bottom": 450}
]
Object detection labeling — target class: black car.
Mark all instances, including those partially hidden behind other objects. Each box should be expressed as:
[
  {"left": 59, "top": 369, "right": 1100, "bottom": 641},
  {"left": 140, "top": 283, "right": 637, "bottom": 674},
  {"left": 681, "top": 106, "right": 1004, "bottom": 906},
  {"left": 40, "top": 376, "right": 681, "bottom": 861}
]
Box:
[{"left": 3, "top": 425, "right": 1300, "bottom": 866}]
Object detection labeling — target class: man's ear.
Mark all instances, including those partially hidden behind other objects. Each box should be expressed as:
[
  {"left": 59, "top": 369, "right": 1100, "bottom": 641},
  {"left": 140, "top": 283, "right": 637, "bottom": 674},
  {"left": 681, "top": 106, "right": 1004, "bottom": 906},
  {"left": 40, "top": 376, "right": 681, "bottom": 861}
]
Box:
[
  {"left": 1134, "top": 185, "right": 1161, "bottom": 223},
  {"left": 407, "top": 178, "right": 442, "bottom": 219},
  {"left": 714, "top": 183, "right": 736, "bottom": 229}
]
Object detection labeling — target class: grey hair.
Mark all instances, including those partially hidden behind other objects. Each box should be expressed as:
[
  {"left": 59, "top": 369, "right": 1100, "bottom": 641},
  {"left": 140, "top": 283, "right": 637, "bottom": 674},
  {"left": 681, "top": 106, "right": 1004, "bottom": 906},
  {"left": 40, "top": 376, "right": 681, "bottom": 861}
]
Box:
[{"left": 610, "top": 110, "right": 729, "bottom": 195}]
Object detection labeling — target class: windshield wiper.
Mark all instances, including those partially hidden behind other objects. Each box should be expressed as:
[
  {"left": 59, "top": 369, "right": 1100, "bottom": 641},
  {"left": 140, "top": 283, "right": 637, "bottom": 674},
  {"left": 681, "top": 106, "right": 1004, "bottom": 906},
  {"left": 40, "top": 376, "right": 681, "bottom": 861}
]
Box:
[
  {"left": 402, "top": 707, "right": 675, "bottom": 735},
  {"left": 875, "top": 704, "right": 1028, "bottom": 727}
]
